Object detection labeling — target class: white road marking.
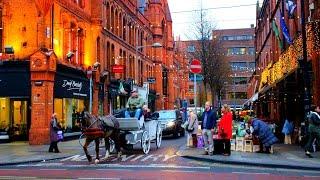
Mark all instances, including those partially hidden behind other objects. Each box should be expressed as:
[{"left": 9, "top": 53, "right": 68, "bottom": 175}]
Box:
[
  {"left": 58, "top": 153, "right": 178, "bottom": 162},
  {"left": 111, "top": 154, "right": 135, "bottom": 162},
  {"left": 232, "top": 172, "right": 270, "bottom": 175},
  {"left": 130, "top": 155, "right": 144, "bottom": 161},
  {"left": 304, "top": 175, "right": 320, "bottom": 178},
  {"left": 141, "top": 154, "right": 163, "bottom": 161},
  {"left": 78, "top": 178, "right": 120, "bottom": 180},
  {"left": 17, "top": 163, "right": 210, "bottom": 170},
  {"left": 60, "top": 155, "right": 87, "bottom": 161},
  {"left": 163, "top": 155, "right": 177, "bottom": 161},
  {"left": 161, "top": 170, "right": 197, "bottom": 173},
  {"left": 0, "top": 176, "right": 37, "bottom": 179}
]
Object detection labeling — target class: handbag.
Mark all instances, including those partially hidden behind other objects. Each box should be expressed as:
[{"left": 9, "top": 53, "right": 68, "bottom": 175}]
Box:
[{"left": 186, "top": 119, "right": 196, "bottom": 133}]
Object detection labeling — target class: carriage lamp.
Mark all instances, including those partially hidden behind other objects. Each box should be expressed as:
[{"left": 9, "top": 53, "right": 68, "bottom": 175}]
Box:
[{"left": 167, "top": 120, "right": 175, "bottom": 128}]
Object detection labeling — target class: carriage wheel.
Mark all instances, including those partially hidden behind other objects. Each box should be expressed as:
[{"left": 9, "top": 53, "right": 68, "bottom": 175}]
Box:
[
  {"left": 141, "top": 131, "right": 151, "bottom": 154},
  {"left": 109, "top": 138, "right": 115, "bottom": 153},
  {"left": 156, "top": 123, "right": 162, "bottom": 149}
]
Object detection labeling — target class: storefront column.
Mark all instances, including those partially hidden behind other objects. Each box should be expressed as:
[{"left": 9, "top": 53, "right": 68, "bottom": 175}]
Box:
[
  {"left": 29, "top": 50, "right": 57, "bottom": 145},
  {"left": 92, "top": 71, "right": 100, "bottom": 115}
]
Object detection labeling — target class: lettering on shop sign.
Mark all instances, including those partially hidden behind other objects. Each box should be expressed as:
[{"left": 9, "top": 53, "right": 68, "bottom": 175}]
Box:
[{"left": 62, "top": 80, "right": 82, "bottom": 92}]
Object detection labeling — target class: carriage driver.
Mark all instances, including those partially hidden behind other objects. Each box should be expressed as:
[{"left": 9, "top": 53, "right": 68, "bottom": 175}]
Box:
[{"left": 125, "top": 88, "right": 145, "bottom": 119}]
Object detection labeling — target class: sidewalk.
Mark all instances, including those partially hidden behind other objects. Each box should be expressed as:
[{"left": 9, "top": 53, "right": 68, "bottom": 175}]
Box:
[
  {"left": 0, "top": 140, "right": 82, "bottom": 166},
  {"left": 177, "top": 144, "right": 320, "bottom": 170}
]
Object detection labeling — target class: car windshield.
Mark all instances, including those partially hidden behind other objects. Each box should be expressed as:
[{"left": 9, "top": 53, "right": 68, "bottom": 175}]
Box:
[{"left": 158, "top": 111, "right": 176, "bottom": 120}]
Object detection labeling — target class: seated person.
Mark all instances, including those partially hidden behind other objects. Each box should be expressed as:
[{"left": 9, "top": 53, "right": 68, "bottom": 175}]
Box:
[
  {"left": 125, "top": 88, "right": 145, "bottom": 119},
  {"left": 142, "top": 105, "right": 152, "bottom": 120}
]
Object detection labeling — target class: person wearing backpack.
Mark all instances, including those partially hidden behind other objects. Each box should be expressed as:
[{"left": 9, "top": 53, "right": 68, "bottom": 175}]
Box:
[{"left": 305, "top": 105, "right": 320, "bottom": 158}]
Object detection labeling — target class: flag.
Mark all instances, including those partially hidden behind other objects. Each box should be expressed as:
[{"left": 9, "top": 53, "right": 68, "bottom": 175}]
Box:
[
  {"left": 272, "top": 20, "right": 283, "bottom": 50},
  {"left": 280, "top": 14, "right": 293, "bottom": 45},
  {"left": 285, "top": 0, "right": 296, "bottom": 18}
]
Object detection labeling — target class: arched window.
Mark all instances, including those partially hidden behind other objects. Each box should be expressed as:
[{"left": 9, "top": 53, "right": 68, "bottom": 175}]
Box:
[
  {"left": 96, "top": 37, "right": 101, "bottom": 63},
  {"left": 78, "top": 27, "right": 85, "bottom": 65},
  {"left": 106, "top": 42, "right": 110, "bottom": 70},
  {"left": 111, "top": 6, "right": 115, "bottom": 33},
  {"left": 115, "top": 9, "right": 119, "bottom": 36},
  {"left": 122, "top": 17, "right": 126, "bottom": 41},
  {"left": 106, "top": 3, "right": 110, "bottom": 30}
]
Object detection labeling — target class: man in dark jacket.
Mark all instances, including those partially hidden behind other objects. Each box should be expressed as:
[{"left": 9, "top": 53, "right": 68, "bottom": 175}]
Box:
[
  {"left": 305, "top": 105, "right": 320, "bottom": 158},
  {"left": 201, "top": 101, "right": 217, "bottom": 155}
]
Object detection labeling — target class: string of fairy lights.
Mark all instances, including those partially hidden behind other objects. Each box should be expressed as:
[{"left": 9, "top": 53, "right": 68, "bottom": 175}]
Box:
[{"left": 259, "top": 20, "right": 320, "bottom": 89}]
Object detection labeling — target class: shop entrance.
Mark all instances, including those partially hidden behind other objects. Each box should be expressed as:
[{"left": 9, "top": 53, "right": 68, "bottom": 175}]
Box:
[{"left": 10, "top": 99, "right": 29, "bottom": 140}]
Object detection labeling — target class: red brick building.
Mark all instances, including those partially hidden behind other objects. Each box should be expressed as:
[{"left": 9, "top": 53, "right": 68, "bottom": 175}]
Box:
[
  {"left": 253, "top": 0, "right": 320, "bottom": 139},
  {"left": 175, "top": 28, "right": 255, "bottom": 109},
  {"left": 0, "top": 0, "right": 181, "bottom": 144},
  {"left": 214, "top": 28, "right": 255, "bottom": 110}
]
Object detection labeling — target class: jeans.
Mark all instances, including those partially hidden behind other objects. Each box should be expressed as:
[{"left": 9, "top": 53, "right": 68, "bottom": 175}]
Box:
[
  {"left": 305, "top": 124, "right": 320, "bottom": 152},
  {"left": 202, "top": 129, "right": 213, "bottom": 153},
  {"left": 125, "top": 108, "right": 142, "bottom": 119}
]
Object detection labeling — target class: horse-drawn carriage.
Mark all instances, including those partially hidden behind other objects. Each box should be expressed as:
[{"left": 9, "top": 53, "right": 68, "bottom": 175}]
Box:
[
  {"left": 79, "top": 110, "right": 162, "bottom": 163},
  {"left": 116, "top": 112, "right": 162, "bottom": 154}
]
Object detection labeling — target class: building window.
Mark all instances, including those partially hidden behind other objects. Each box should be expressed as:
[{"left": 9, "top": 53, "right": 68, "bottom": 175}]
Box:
[
  {"left": 229, "top": 92, "right": 248, "bottom": 99},
  {"left": 221, "top": 35, "right": 253, "bottom": 41},
  {"left": 233, "top": 77, "right": 248, "bottom": 85},
  {"left": 230, "top": 62, "right": 247, "bottom": 71},
  {"left": 187, "top": 45, "right": 195, "bottom": 52},
  {"left": 227, "top": 47, "right": 246, "bottom": 55},
  {"left": 248, "top": 47, "right": 255, "bottom": 55},
  {"left": 248, "top": 62, "right": 256, "bottom": 71}
]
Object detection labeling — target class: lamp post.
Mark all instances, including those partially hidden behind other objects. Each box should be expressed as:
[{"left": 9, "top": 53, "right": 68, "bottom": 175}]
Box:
[{"left": 300, "top": 0, "right": 311, "bottom": 134}]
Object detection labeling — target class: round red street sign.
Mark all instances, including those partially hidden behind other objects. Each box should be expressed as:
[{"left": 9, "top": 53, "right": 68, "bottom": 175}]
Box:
[{"left": 190, "top": 59, "right": 202, "bottom": 74}]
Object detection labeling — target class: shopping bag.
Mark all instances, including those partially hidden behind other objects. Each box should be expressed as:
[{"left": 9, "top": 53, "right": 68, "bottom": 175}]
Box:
[
  {"left": 197, "top": 135, "right": 204, "bottom": 148},
  {"left": 57, "top": 130, "right": 64, "bottom": 141}
]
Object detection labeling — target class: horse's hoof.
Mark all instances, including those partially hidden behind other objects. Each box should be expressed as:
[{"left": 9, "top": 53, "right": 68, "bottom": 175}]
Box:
[
  {"left": 87, "top": 156, "right": 92, "bottom": 162},
  {"left": 104, "top": 150, "right": 110, "bottom": 159},
  {"left": 94, "top": 159, "right": 100, "bottom": 164},
  {"left": 117, "top": 152, "right": 122, "bottom": 159}
]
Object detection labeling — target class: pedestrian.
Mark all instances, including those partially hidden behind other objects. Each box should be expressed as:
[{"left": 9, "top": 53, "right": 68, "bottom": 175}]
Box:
[
  {"left": 186, "top": 109, "right": 198, "bottom": 148},
  {"left": 200, "top": 101, "right": 217, "bottom": 155},
  {"left": 305, "top": 105, "right": 320, "bottom": 158},
  {"left": 247, "top": 118, "right": 278, "bottom": 153},
  {"left": 218, "top": 104, "right": 233, "bottom": 156},
  {"left": 49, "top": 113, "right": 61, "bottom": 153},
  {"left": 282, "top": 116, "right": 294, "bottom": 144}
]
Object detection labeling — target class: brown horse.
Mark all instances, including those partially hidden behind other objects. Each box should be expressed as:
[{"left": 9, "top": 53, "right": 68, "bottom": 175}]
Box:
[{"left": 80, "top": 112, "right": 122, "bottom": 163}]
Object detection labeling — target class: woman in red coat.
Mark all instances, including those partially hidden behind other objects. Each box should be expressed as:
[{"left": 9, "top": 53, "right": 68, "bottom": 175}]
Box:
[{"left": 218, "top": 104, "right": 233, "bottom": 156}]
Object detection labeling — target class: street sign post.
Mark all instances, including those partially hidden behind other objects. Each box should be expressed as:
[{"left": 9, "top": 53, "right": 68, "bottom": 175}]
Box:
[
  {"left": 190, "top": 59, "right": 202, "bottom": 74},
  {"left": 190, "top": 59, "right": 202, "bottom": 113},
  {"left": 147, "top": 77, "right": 156, "bottom": 84}
]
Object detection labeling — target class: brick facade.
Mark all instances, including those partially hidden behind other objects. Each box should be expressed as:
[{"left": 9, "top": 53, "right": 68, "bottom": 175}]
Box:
[{"left": 0, "top": 0, "right": 181, "bottom": 144}]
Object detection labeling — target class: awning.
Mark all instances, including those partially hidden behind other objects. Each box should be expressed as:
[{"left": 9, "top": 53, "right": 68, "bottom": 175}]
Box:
[
  {"left": 243, "top": 92, "right": 259, "bottom": 106},
  {"left": 0, "top": 61, "right": 30, "bottom": 98}
]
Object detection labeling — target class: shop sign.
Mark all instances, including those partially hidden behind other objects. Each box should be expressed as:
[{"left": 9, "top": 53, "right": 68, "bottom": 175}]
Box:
[
  {"left": 112, "top": 65, "right": 125, "bottom": 73},
  {"left": 54, "top": 75, "right": 89, "bottom": 99}
]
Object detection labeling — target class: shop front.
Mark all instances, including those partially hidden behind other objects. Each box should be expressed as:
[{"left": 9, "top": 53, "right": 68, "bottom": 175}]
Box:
[
  {"left": 54, "top": 64, "right": 89, "bottom": 133},
  {"left": 0, "top": 61, "right": 31, "bottom": 141}
]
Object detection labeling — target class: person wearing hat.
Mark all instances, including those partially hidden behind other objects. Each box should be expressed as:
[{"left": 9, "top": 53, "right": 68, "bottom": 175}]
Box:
[{"left": 125, "top": 88, "right": 145, "bottom": 119}]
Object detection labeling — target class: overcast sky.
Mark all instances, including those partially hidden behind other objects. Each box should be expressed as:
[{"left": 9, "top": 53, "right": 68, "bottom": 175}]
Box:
[{"left": 167, "top": 0, "right": 259, "bottom": 40}]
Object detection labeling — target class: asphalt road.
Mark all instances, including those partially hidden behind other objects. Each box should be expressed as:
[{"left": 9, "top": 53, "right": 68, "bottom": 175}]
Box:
[{"left": 1, "top": 135, "right": 320, "bottom": 179}]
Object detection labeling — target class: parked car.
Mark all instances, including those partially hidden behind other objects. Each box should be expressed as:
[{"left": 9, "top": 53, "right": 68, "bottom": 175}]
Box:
[{"left": 157, "top": 110, "right": 185, "bottom": 137}]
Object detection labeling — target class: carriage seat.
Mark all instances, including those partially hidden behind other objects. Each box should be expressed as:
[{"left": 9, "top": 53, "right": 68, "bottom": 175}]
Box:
[{"left": 117, "top": 116, "right": 145, "bottom": 131}]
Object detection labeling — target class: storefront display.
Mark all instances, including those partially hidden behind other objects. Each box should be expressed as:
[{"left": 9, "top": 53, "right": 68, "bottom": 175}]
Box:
[
  {"left": 0, "top": 61, "right": 31, "bottom": 141},
  {"left": 54, "top": 64, "right": 90, "bottom": 133}
]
